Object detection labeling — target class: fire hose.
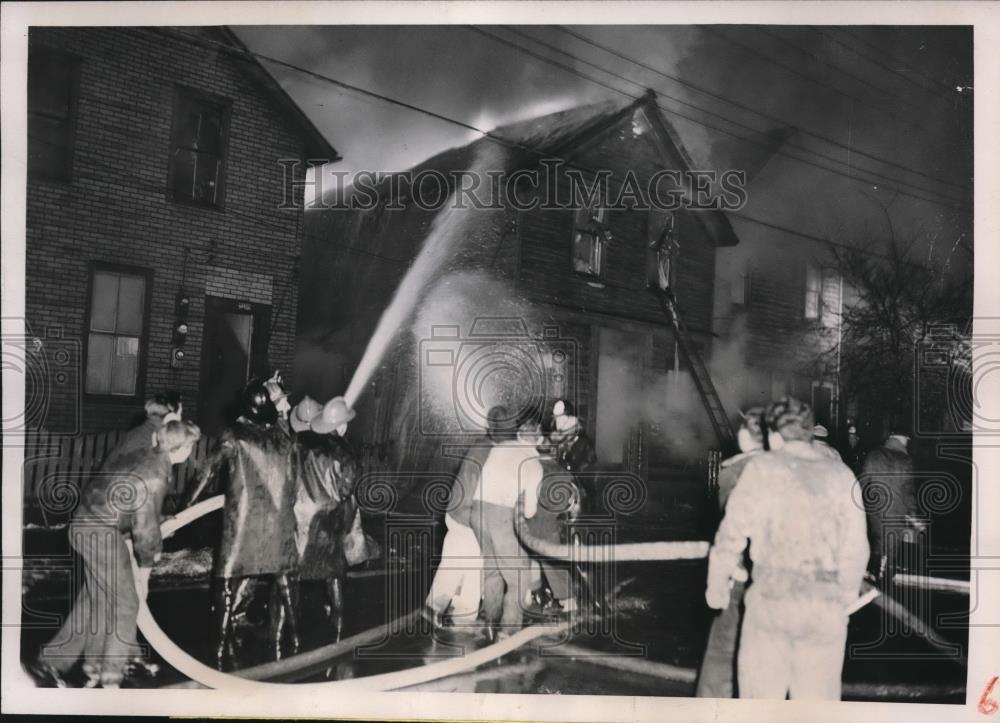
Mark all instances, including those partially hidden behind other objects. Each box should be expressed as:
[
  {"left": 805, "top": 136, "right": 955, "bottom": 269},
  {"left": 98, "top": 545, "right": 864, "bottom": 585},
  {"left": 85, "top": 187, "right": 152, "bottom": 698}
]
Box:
[
  {"left": 134, "top": 495, "right": 576, "bottom": 690},
  {"left": 133, "top": 496, "right": 958, "bottom": 690}
]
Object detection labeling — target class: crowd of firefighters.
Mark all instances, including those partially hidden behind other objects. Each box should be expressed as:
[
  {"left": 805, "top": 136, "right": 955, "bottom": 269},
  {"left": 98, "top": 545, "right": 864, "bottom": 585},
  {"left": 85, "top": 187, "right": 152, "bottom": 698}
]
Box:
[
  {"left": 26, "top": 368, "right": 924, "bottom": 700},
  {"left": 28, "top": 373, "right": 371, "bottom": 687}
]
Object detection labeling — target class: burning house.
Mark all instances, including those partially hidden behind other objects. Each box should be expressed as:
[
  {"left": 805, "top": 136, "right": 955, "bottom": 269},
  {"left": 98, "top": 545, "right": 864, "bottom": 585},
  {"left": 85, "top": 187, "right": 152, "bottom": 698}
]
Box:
[{"left": 298, "top": 92, "right": 745, "bottom": 481}]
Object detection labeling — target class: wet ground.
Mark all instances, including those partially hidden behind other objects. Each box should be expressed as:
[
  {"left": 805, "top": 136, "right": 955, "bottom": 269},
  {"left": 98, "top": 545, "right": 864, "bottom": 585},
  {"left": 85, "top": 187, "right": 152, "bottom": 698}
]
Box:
[{"left": 19, "top": 476, "right": 970, "bottom": 701}]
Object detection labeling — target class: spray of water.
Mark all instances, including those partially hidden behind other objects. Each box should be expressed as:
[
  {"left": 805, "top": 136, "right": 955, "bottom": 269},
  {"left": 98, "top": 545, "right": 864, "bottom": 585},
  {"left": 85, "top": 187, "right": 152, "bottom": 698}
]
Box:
[{"left": 342, "top": 145, "right": 508, "bottom": 408}]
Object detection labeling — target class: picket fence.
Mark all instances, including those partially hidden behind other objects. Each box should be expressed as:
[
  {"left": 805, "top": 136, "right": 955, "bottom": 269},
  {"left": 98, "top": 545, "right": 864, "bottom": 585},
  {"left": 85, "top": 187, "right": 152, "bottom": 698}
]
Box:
[{"left": 20, "top": 429, "right": 216, "bottom": 527}]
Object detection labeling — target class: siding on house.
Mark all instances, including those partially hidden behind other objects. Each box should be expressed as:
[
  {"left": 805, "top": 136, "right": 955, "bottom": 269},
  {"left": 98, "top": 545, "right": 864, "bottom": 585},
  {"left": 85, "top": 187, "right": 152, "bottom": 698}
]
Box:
[
  {"left": 25, "top": 26, "right": 331, "bottom": 434},
  {"left": 300, "top": 96, "right": 729, "bottom": 470}
]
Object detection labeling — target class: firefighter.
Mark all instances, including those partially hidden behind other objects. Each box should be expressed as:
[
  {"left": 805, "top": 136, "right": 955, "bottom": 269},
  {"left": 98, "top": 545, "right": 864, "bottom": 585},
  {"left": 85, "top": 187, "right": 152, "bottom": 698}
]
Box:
[
  {"left": 100, "top": 392, "right": 183, "bottom": 470},
  {"left": 696, "top": 407, "right": 765, "bottom": 698},
  {"left": 471, "top": 412, "right": 545, "bottom": 640},
  {"left": 32, "top": 420, "right": 200, "bottom": 688},
  {"left": 187, "top": 383, "right": 300, "bottom": 670},
  {"left": 705, "top": 397, "right": 869, "bottom": 700},
  {"left": 527, "top": 435, "right": 580, "bottom": 614},
  {"left": 426, "top": 405, "right": 509, "bottom": 628},
  {"left": 290, "top": 395, "right": 359, "bottom": 641},
  {"left": 841, "top": 418, "right": 867, "bottom": 475},
  {"left": 860, "top": 429, "right": 926, "bottom": 583},
  {"left": 549, "top": 400, "right": 597, "bottom": 512}
]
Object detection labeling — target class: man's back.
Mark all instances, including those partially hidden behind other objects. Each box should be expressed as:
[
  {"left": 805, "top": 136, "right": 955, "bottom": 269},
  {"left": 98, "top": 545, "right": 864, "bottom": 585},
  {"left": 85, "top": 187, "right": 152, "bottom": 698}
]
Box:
[
  {"left": 451, "top": 437, "right": 493, "bottom": 526},
  {"left": 861, "top": 441, "right": 915, "bottom": 518},
  {"left": 477, "top": 440, "right": 543, "bottom": 513},
  {"left": 711, "top": 440, "right": 869, "bottom": 628}
]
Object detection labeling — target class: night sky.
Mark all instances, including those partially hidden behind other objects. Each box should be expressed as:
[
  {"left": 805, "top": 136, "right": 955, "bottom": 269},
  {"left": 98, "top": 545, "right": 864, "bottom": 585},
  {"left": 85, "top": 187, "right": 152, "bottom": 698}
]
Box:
[{"left": 234, "top": 24, "right": 973, "bottom": 275}]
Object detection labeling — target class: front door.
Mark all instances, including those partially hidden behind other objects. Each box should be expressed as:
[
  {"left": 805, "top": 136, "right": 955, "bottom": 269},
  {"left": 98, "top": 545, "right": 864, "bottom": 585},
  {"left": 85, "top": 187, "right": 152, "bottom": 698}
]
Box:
[
  {"left": 199, "top": 296, "right": 271, "bottom": 434},
  {"left": 811, "top": 381, "right": 835, "bottom": 432}
]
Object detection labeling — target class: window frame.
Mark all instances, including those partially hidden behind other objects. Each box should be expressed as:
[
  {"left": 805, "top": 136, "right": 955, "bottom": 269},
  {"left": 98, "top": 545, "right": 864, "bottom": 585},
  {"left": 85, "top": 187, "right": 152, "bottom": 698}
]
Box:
[
  {"left": 166, "top": 85, "right": 232, "bottom": 210},
  {"left": 804, "top": 262, "right": 822, "bottom": 320},
  {"left": 27, "top": 44, "right": 82, "bottom": 183},
  {"left": 82, "top": 262, "right": 154, "bottom": 404}
]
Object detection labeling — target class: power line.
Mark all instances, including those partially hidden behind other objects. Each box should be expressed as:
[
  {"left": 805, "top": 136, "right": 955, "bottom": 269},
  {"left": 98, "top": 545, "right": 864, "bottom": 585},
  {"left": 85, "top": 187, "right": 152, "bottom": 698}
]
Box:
[
  {"left": 154, "top": 24, "right": 972, "bottom": 210},
  {"left": 833, "top": 27, "right": 960, "bottom": 95},
  {"left": 115, "top": 25, "right": 964, "bottom": 267},
  {"left": 556, "top": 26, "right": 970, "bottom": 194},
  {"left": 812, "top": 27, "right": 959, "bottom": 104},
  {"left": 471, "top": 26, "right": 970, "bottom": 210},
  {"left": 156, "top": 24, "right": 970, "bottom": 209},
  {"left": 753, "top": 27, "right": 932, "bottom": 116},
  {"left": 697, "top": 25, "right": 960, "bottom": 142}
]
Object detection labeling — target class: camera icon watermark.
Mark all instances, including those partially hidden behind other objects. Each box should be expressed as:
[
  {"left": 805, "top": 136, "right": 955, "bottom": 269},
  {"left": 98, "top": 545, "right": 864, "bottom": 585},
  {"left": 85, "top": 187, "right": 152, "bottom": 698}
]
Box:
[
  {"left": 417, "top": 317, "right": 578, "bottom": 437},
  {"left": 914, "top": 320, "right": 999, "bottom": 437},
  {"left": 2, "top": 323, "right": 82, "bottom": 439}
]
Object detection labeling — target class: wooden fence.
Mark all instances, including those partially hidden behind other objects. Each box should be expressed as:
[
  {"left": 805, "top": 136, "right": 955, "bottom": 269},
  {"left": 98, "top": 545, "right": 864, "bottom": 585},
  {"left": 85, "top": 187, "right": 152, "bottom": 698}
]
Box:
[{"left": 20, "top": 430, "right": 216, "bottom": 527}]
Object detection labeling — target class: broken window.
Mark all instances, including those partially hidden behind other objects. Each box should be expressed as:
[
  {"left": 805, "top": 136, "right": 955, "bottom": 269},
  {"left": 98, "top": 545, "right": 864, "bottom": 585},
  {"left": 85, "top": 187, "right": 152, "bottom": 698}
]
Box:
[
  {"left": 168, "top": 88, "right": 230, "bottom": 207},
  {"left": 571, "top": 185, "right": 608, "bottom": 277}
]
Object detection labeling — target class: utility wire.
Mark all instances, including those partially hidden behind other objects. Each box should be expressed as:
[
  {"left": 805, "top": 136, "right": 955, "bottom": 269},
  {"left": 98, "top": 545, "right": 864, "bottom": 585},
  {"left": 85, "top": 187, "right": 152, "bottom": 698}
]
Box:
[
  {"left": 833, "top": 27, "right": 960, "bottom": 95},
  {"left": 812, "top": 27, "right": 961, "bottom": 103},
  {"left": 753, "top": 27, "right": 932, "bottom": 116},
  {"left": 471, "top": 26, "right": 970, "bottom": 210},
  {"left": 156, "top": 24, "right": 970, "bottom": 210},
  {"left": 697, "top": 25, "right": 959, "bottom": 140},
  {"left": 46, "top": 126, "right": 942, "bottom": 270},
  {"left": 63, "top": 27, "right": 962, "bottom": 268},
  {"left": 556, "top": 25, "right": 969, "bottom": 194}
]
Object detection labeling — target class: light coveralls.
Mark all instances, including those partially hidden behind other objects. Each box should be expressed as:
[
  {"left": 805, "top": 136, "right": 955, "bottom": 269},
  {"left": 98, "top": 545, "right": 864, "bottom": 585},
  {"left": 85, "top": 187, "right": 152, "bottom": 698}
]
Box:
[
  {"left": 471, "top": 440, "right": 543, "bottom": 632},
  {"left": 426, "top": 438, "right": 493, "bottom": 622},
  {"left": 706, "top": 440, "right": 869, "bottom": 700}
]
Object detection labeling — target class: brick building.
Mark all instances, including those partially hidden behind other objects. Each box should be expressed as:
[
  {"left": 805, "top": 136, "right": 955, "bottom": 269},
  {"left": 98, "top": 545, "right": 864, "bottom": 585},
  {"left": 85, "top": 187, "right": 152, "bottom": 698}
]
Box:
[
  {"left": 24, "top": 26, "right": 338, "bottom": 435},
  {"left": 299, "top": 92, "right": 740, "bottom": 475}
]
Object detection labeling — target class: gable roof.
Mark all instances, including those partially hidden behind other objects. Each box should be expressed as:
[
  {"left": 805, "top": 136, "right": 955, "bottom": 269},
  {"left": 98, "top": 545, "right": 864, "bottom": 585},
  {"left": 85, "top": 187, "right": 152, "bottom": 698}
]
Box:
[
  {"left": 211, "top": 27, "right": 340, "bottom": 163},
  {"left": 407, "top": 91, "right": 740, "bottom": 247}
]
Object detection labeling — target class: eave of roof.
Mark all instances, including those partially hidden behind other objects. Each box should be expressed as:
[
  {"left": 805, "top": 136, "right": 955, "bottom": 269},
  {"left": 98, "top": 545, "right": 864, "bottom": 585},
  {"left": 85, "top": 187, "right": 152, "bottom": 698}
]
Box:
[
  {"left": 411, "top": 91, "right": 741, "bottom": 248},
  {"left": 213, "top": 27, "right": 341, "bottom": 164}
]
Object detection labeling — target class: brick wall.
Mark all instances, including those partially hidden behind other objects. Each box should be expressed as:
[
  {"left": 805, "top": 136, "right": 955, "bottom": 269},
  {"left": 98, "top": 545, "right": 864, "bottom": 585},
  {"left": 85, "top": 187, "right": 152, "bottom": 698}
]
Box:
[{"left": 25, "top": 27, "right": 310, "bottom": 433}]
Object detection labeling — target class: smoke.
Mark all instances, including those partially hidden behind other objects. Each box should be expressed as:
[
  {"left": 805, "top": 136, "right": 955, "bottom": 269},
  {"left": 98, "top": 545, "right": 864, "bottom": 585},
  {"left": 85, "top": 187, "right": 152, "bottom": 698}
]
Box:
[
  {"left": 610, "top": 317, "right": 752, "bottom": 462},
  {"left": 412, "top": 270, "right": 545, "bottom": 434},
  {"left": 343, "top": 143, "right": 510, "bottom": 407}
]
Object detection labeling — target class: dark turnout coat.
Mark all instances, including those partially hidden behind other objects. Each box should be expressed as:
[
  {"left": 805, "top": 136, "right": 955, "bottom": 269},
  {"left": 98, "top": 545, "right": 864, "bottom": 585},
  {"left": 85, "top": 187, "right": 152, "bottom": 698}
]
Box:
[
  {"left": 100, "top": 417, "right": 163, "bottom": 472},
  {"left": 859, "top": 437, "right": 917, "bottom": 565},
  {"left": 527, "top": 456, "right": 580, "bottom": 544},
  {"left": 73, "top": 447, "right": 173, "bottom": 567},
  {"left": 203, "top": 421, "right": 299, "bottom": 578},
  {"left": 293, "top": 431, "right": 360, "bottom": 580}
]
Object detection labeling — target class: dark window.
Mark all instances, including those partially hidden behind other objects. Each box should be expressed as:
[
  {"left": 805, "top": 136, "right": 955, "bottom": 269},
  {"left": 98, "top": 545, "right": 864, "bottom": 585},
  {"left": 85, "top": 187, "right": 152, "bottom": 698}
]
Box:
[
  {"left": 28, "top": 45, "right": 80, "bottom": 180},
  {"left": 85, "top": 268, "right": 149, "bottom": 397},
  {"left": 168, "top": 89, "right": 230, "bottom": 207}
]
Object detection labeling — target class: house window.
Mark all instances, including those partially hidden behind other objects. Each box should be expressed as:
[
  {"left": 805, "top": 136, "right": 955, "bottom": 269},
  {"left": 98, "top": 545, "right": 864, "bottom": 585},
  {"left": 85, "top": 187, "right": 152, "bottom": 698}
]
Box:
[
  {"left": 804, "top": 263, "right": 822, "bottom": 319},
  {"left": 805, "top": 263, "right": 842, "bottom": 326},
  {"left": 732, "top": 270, "right": 752, "bottom": 306},
  {"left": 168, "top": 88, "right": 230, "bottom": 207},
  {"left": 572, "top": 186, "right": 608, "bottom": 277},
  {"left": 85, "top": 268, "right": 149, "bottom": 397},
  {"left": 820, "top": 270, "right": 841, "bottom": 328},
  {"left": 28, "top": 45, "right": 80, "bottom": 181}
]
